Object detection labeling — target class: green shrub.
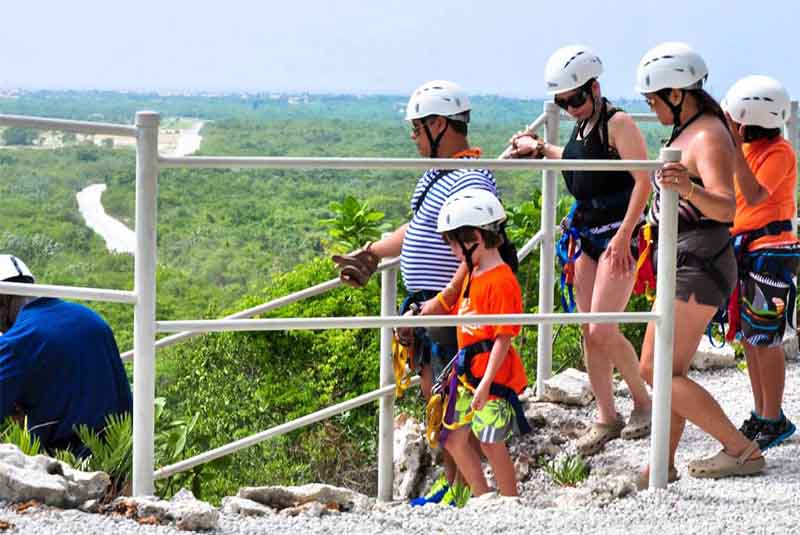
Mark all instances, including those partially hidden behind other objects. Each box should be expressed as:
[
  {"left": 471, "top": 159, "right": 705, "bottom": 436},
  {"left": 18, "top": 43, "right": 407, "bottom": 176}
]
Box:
[{"left": 543, "top": 454, "right": 590, "bottom": 487}]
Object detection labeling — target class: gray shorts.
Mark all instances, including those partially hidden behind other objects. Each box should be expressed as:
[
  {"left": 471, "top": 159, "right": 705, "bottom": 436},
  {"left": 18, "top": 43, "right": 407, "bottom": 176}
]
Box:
[{"left": 655, "top": 225, "right": 736, "bottom": 308}]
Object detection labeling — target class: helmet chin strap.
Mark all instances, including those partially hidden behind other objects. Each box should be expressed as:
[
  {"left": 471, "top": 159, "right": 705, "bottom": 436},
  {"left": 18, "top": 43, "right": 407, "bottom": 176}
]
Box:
[
  {"left": 423, "top": 119, "right": 449, "bottom": 158},
  {"left": 457, "top": 238, "right": 479, "bottom": 299},
  {"left": 658, "top": 90, "right": 686, "bottom": 136}
]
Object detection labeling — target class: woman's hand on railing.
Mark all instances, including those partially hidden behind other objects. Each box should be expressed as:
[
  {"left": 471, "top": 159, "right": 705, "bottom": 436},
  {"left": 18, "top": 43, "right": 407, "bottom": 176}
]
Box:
[{"left": 506, "top": 131, "right": 545, "bottom": 159}]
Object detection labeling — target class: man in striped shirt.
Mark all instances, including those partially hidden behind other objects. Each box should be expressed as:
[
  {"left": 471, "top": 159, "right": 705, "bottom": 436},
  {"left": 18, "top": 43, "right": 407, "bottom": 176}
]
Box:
[{"left": 333, "top": 80, "right": 496, "bottom": 505}]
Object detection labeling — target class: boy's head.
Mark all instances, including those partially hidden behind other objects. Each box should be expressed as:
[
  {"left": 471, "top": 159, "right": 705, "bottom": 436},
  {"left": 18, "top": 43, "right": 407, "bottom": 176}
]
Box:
[
  {"left": 437, "top": 189, "right": 506, "bottom": 268},
  {"left": 406, "top": 80, "right": 471, "bottom": 158}
]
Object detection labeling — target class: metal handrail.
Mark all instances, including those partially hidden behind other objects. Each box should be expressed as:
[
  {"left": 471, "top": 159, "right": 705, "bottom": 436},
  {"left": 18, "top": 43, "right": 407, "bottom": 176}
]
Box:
[
  {"left": 3, "top": 104, "right": 798, "bottom": 498},
  {"left": 0, "top": 113, "right": 137, "bottom": 137},
  {"left": 0, "top": 281, "right": 137, "bottom": 304}
]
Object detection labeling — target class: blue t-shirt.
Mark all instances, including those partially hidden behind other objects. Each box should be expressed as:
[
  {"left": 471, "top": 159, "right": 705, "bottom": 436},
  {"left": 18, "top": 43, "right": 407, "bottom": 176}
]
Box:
[{"left": 0, "top": 298, "right": 132, "bottom": 451}]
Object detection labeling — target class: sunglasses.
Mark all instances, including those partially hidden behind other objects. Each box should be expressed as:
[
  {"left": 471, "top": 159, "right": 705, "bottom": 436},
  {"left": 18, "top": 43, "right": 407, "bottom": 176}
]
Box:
[{"left": 554, "top": 88, "right": 589, "bottom": 110}]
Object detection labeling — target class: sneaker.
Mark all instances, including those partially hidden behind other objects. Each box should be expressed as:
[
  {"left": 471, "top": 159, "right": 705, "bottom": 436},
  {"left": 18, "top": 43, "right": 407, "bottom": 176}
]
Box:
[
  {"left": 754, "top": 412, "right": 796, "bottom": 451},
  {"left": 409, "top": 476, "right": 449, "bottom": 506},
  {"left": 441, "top": 482, "right": 471, "bottom": 508},
  {"left": 739, "top": 412, "right": 763, "bottom": 441}
]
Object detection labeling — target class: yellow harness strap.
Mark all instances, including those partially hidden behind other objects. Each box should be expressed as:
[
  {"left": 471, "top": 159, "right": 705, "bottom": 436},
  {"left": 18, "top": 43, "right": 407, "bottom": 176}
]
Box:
[
  {"left": 392, "top": 336, "right": 412, "bottom": 398},
  {"left": 634, "top": 223, "right": 656, "bottom": 302}
]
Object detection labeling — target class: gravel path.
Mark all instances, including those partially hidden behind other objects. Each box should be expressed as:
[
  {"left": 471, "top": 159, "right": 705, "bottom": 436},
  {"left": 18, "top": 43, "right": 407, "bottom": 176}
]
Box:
[{"left": 3, "top": 359, "right": 800, "bottom": 534}]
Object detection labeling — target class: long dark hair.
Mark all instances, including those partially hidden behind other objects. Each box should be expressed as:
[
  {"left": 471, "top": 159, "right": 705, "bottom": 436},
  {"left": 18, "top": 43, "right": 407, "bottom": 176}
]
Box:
[{"left": 689, "top": 89, "right": 734, "bottom": 142}]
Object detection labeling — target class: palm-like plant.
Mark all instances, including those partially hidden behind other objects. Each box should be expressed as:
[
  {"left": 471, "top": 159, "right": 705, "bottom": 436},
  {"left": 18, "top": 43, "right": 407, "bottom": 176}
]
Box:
[{"left": 322, "top": 195, "right": 387, "bottom": 253}]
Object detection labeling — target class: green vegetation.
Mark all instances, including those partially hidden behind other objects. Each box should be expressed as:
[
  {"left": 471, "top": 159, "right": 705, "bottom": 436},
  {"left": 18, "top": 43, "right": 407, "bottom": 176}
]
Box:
[
  {"left": 543, "top": 454, "right": 590, "bottom": 487},
  {"left": 0, "top": 91, "right": 673, "bottom": 503}
]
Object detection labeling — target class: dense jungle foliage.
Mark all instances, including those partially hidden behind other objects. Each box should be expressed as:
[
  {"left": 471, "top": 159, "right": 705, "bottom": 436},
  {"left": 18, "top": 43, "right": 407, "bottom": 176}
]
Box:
[{"left": 0, "top": 91, "right": 675, "bottom": 502}]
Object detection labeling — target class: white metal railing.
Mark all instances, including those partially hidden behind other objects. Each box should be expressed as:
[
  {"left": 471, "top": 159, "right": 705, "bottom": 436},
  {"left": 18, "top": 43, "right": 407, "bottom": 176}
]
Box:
[{"left": 0, "top": 100, "right": 797, "bottom": 500}]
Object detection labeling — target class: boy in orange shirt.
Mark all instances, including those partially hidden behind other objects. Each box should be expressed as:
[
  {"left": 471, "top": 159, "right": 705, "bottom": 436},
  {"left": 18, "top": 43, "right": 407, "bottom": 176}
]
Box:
[
  {"left": 434, "top": 189, "right": 530, "bottom": 497},
  {"left": 724, "top": 75, "right": 800, "bottom": 450}
]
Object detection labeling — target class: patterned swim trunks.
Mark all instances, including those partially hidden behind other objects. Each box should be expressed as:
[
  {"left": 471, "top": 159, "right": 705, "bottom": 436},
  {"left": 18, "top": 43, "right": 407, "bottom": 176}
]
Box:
[{"left": 453, "top": 385, "right": 516, "bottom": 443}]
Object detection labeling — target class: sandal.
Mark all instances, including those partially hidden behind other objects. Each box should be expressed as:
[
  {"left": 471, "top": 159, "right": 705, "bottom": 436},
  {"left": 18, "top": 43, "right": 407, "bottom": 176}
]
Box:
[
  {"left": 635, "top": 466, "right": 680, "bottom": 491},
  {"left": 576, "top": 414, "right": 624, "bottom": 456},
  {"left": 621, "top": 408, "right": 652, "bottom": 440},
  {"left": 688, "top": 440, "right": 765, "bottom": 479}
]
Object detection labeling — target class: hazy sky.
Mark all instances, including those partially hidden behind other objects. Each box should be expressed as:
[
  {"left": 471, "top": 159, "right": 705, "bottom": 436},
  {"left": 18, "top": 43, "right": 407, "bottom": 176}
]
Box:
[{"left": 1, "top": 0, "right": 797, "bottom": 99}]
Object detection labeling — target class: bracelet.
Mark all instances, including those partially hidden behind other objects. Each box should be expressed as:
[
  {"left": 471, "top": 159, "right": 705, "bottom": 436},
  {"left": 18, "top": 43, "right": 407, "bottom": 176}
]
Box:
[
  {"left": 436, "top": 292, "right": 451, "bottom": 312},
  {"left": 683, "top": 181, "right": 696, "bottom": 202}
]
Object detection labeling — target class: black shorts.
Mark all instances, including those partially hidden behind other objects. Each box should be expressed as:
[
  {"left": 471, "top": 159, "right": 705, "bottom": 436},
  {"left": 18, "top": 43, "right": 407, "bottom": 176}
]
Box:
[
  {"left": 399, "top": 291, "right": 458, "bottom": 379},
  {"left": 654, "top": 225, "right": 737, "bottom": 308}
]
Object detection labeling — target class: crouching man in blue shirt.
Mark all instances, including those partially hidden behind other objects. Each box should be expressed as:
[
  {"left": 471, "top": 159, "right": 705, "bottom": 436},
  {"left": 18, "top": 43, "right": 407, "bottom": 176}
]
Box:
[{"left": 0, "top": 254, "right": 133, "bottom": 455}]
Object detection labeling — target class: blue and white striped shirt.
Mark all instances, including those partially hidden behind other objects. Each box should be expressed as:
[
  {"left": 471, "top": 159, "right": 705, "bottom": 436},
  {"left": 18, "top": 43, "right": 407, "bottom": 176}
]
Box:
[{"left": 401, "top": 167, "right": 497, "bottom": 292}]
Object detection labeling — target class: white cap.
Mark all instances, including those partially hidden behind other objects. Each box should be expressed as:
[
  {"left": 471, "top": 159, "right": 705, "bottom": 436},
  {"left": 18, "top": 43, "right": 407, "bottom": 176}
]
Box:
[
  {"left": 635, "top": 42, "right": 708, "bottom": 93},
  {"left": 722, "top": 75, "right": 791, "bottom": 129},
  {"left": 405, "top": 80, "right": 471, "bottom": 122},
  {"left": 544, "top": 45, "right": 603, "bottom": 95},
  {"left": 437, "top": 189, "right": 506, "bottom": 233},
  {"left": 0, "top": 254, "right": 34, "bottom": 283}
]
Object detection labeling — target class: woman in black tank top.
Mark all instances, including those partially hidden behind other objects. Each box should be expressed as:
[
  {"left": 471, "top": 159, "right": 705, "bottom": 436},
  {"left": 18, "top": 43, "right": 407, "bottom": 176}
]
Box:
[
  {"left": 635, "top": 42, "right": 763, "bottom": 486},
  {"left": 508, "top": 45, "right": 653, "bottom": 456}
]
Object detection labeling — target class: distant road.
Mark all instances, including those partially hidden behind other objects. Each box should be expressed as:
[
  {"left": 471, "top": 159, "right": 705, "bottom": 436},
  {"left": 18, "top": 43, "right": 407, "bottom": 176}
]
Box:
[
  {"left": 76, "top": 121, "right": 204, "bottom": 254},
  {"left": 76, "top": 184, "right": 136, "bottom": 253}
]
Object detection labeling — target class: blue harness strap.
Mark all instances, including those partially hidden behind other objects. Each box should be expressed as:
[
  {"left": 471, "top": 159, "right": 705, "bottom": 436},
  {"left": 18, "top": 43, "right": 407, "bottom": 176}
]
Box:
[{"left": 557, "top": 202, "right": 582, "bottom": 313}]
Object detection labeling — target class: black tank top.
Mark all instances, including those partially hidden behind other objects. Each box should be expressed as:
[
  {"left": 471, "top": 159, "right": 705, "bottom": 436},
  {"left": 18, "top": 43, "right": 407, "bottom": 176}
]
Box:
[{"left": 562, "top": 98, "right": 634, "bottom": 227}]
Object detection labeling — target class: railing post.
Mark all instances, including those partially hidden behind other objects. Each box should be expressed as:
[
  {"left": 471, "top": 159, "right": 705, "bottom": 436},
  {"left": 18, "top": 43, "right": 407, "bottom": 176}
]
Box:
[
  {"left": 377, "top": 250, "right": 397, "bottom": 502},
  {"left": 786, "top": 101, "right": 799, "bottom": 238},
  {"left": 536, "top": 102, "right": 560, "bottom": 396},
  {"left": 133, "top": 111, "right": 160, "bottom": 496},
  {"left": 649, "top": 147, "right": 681, "bottom": 489}
]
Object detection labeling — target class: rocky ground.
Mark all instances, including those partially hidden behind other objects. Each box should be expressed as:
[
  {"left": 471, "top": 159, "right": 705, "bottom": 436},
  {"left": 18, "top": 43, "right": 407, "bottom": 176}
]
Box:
[{"left": 2, "top": 346, "right": 800, "bottom": 534}]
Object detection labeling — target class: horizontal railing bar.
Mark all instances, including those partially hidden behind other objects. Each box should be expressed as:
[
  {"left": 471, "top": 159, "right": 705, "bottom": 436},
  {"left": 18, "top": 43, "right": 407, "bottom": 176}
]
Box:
[
  {"left": 561, "top": 112, "right": 661, "bottom": 123},
  {"left": 119, "top": 257, "right": 401, "bottom": 361},
  {"left": 158, "top": 156, "right": 664, "bottom": 172},
  {"left": 0, "top": 281, "right": 137, "bottom": 304},
  {"left": 517, "top": 229, "right": 544, "bottom": 261},
  {"left": 157, "top": 311, "right": 660, "bottom": 333},
  {"left": 0, "top": 113, "right": 138, "bottom": 137},
  {"left": 154, "top": 375, "right": 421, "bottom": 479}
]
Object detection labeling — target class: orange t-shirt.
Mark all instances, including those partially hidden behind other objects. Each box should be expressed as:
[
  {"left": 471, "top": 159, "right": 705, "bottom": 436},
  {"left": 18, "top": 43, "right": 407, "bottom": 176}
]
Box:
[
  {"left": 452, "top": 263, "right": 527, "bottom": 394},
  {"left": 731, "top": 137, "right": 798, "bottom": 251}
]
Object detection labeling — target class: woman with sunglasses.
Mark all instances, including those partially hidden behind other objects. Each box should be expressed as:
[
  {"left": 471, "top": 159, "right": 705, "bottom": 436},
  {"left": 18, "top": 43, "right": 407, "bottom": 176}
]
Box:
[
  {"left": 635, "top": 42, "right": 764, "bottom": 485},
  {"left": 508, "top": 45, "right": 653, "bottom": 456}
]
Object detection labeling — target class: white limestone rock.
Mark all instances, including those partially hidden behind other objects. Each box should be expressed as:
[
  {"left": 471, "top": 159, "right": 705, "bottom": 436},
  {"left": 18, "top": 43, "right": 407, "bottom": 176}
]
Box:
[
  {"left": 392, "top": 414, "right": 431, "bottom": 500},
  {"left": 0, "top": 444, "right": 109, "bottom": 507},
  {"left": 541, "top": 368, "right": 594, "bottom": 406},
  {"left": 691, "top": 337, "right": 737, "bottom": 370}
]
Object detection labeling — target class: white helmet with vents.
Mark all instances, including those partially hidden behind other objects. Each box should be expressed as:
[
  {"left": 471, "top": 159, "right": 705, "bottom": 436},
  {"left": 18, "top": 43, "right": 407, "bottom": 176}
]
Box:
[
  {"left": 0, "top": 254, "right": 34, "bottom": 283},
  {"left": 722, "top": 75, "right": 791, "bottom": 129},
  {"left": 544, "top": 45, "right": 603, "bottom": 95},
  {"left": 634, "top": 42, "right": 708, "bottom": 93},
  {"left": 437, "top": 189, "right": 506, "bottom": 233},
  {"left": 405, "top": 80, "right": 471, "bottom": 123}
]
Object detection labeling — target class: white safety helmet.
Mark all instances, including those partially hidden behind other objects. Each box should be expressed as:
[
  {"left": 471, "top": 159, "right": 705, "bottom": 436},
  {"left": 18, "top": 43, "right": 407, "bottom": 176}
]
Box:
[
  {"left": 634, "top": 42, "right": 708, "bottom": 93},
  {"left": 722, "top": 75, "right": 791, "bottom": 129},
  {"left": 405, "top": 80, "right": 471, "bottom": 123},
  {"left": 544, "top": 45, "right": 603, "bottom": 95},
  {"left": 437, "top": 189, "right": 506, "bottom": 233},
  {"left": 0, "top": 254, "right": 34, "bottom": 283}
]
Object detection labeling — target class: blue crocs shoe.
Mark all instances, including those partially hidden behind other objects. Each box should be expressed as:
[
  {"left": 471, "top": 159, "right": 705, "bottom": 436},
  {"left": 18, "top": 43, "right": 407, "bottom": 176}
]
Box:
[{"left": 409, "top": 476, "right": 449, "bottom": 506}]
